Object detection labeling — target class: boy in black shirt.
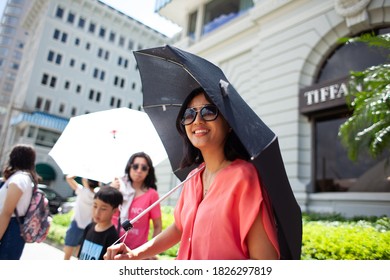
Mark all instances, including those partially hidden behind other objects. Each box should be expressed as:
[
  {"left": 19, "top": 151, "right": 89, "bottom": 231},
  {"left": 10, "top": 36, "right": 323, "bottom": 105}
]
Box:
[{"left": 78, "top": 186, "right": 123, "bottom": 260}]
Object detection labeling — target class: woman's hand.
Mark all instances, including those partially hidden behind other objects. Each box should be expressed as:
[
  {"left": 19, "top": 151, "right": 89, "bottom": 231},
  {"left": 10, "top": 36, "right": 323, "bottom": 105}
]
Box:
[{"left": 104, "top": 242, "right": 136, "bottom": 260}]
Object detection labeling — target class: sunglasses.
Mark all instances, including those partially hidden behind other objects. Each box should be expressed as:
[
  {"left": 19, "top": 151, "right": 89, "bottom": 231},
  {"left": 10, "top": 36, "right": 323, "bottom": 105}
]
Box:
[
  {"left": 181, "top": 104, "right": 219, "bottom": 126},
  {"left": 131, "top": 163, "right": 149, "bottom": 172}
]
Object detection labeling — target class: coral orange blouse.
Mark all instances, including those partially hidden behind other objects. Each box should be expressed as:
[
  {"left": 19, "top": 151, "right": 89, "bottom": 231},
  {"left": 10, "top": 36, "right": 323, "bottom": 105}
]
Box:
[{"left": 174, "top": 159, "right": 280, "bottom": 259}]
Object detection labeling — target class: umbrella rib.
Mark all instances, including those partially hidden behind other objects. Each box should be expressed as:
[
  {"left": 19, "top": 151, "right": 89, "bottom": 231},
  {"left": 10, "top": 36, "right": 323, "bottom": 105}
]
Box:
[{"left": 143, "top": 104, "right": 182, "bottom": 109}]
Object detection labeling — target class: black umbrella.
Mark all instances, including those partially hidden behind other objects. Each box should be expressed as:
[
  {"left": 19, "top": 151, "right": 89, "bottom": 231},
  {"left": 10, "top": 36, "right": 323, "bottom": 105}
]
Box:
[{"left": 134, "top": 45, "right": 302, "bottom": 260}]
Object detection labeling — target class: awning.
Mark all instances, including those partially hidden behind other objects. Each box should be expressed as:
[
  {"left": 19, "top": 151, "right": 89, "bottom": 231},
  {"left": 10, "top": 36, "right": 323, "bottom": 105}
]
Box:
[
  {"left": 11, "top": 111, "right": 69, "bottom": 131},
  {"left": 36, "top": 163, "right": 56, "bottom": 181}
]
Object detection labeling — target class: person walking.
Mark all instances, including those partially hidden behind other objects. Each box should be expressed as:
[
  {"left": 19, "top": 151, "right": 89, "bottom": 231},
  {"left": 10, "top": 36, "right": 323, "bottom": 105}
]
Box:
[
  {"left": 0, "top": 144, "right": 39, "bottom": 259},
  {"left": 63, "top": 175, "right": 99, "bottom": 260}
]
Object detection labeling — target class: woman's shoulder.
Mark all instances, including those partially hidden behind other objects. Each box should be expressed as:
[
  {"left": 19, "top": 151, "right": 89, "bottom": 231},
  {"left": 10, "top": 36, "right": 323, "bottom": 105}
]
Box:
[
  {"left": 145, "top": 188, "right": 159, "bottom": 198},
  {"left": 230, "top": 159, "right": 256, "bottom": 173},
  {"left": 8, "top": 171, "right": 32, "bottom": 184}
]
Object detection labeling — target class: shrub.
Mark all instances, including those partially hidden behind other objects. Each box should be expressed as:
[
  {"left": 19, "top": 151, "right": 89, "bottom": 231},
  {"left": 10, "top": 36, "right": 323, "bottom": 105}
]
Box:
[{"left": 301, "top": 214, "right": 389, "bottom": 260}]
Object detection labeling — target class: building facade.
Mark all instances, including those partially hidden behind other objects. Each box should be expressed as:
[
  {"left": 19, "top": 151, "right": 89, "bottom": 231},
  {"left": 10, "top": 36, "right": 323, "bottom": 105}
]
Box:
[
  {"left": 0, "top": 0, "right": 170, "bottom": 196},
  {"left": 156, "top": 0, "right": 390, "bottom": 217}
]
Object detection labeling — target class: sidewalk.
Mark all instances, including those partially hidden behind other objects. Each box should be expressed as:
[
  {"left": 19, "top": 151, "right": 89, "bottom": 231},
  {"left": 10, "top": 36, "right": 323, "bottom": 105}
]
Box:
[{"left": 21, "top": 241, "right": 76, "bottom": 260}]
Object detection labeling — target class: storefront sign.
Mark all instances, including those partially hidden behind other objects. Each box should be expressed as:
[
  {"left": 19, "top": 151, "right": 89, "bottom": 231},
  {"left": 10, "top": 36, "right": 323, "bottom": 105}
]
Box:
[{"left": 299, "top": 77, "right": 351, "bottom": 114}]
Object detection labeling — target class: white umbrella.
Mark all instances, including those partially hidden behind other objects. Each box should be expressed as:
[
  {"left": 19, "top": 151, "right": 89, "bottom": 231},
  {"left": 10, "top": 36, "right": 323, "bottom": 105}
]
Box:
[{"left": 49, "top": 108, "right": 168, "bottom": 183}]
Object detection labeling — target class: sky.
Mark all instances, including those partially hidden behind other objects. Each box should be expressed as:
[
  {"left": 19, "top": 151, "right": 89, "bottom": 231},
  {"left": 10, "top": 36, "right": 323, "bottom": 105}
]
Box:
[{"left": 0, "top": 0, "right": 182, "bottom": 38}]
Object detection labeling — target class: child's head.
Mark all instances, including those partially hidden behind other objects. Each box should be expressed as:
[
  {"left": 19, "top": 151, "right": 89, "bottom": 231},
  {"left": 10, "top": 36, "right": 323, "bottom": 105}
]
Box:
[{"left": 92, "top": 186, "right": 123, "bottom": 224}]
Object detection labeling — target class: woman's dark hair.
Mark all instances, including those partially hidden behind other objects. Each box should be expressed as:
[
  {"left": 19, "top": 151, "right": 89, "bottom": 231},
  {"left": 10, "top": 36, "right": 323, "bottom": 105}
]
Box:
[
  {"left": 175, "top": 87, "right": 249, "bottom": 169},
  {"left": 124, "top": 152, "right": 157, "bottom": 190},
  {"left": 94, "top": 185, "right": 123, "bottom": 209},
  {"left": 2, "top": 144, "right": 39, "bottom": 184}
]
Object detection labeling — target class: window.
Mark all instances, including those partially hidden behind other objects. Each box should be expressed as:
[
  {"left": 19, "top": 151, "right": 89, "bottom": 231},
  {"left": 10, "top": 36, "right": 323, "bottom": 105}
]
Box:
[
  {"left": 76, "top": 84, "right": 82, "bottom": 93},
  {"left": 119, "top": 36, "right": 125, "bottom": 47},
  {"left": 81, "top": 63, "right": 86, "bottom": 71},
  {"left": 75, "top": 38, "right": 80, "bottom": 45},
  {"left": 67, "top": 12, "right": 75, "bottom": 24},
  {"left": 0, "top": 47, "right": 8, "bottom": 56},
  {"left": 36, "top": 128, "right": 60, "bottom": 148},
  {"left": 188, "top": 11, "right": 197, "bottom": 38},
  {"left": 61, "top": 32, "right": 67, "bottom": 43},
  {"left": 99, "top": 27, "right": 106, "bottom": 38},
  {"left": 55, "top": 7, "right": 64, "bottom": 19},
  {"left": 3, "top": 15, "right": 18, "bottom": 25},
  {"left": 64, "top": 80, "right": 70, "bottom": 89},
  {"left": 203, "top": 0, "right": 253, "bottom": 35},
  {"left": 69, "top": 58, "right": 75, "bottom": 67},
  {"left": 89, "top": 89, "right": 94, "bottom": 100},
  {"left": 78, "top": 17, "right": 85, "bottom": 29},
  {"left": 0, "top": 26, "right": 16, "bottom": 35},
  {"left": 128, "top": 40, "right": 134, "bottom": 50},
  {"left": 0, "top": 36, "right": 12, "bottom": 46},
  {"left": 100, "top": 71, "right": 105, "bottom": 81},
  {"left": 55, "top": 54, "right": 62, "bottom": 65},
  {"left": 314, "top": 115, "right": 390, "bottom": 192},
  {"left": 93, "top": 68, "right": 98, "bottom": 78},
  {"left": 86, "top": 42, "right": 90, "bottom": 50},
  {"left": 41, "top": 73, "right": 49, "bottom": 85},
  {"left": 53, "top": 29, "right": 60, "bottom": 40},
  {"left": 35, "top": 97, "right": 43, "bottom": 109},
  {"left": 98, "top": 48, "right": 103, "bottom": 57},
  {"left": 44, "top": 100, "right": 51, "bottom": 112},
  {"left": 109, "top": 31, "right": 116, "bottom": 42},
  {"left": 71, "top": 107, "right": 77, "bottom": 116},
  {"left": 49, "top": 76, "right": 57, "bottom": 88},
  {"left": 47, "top": 50, "right": 54, "bottom": 62},
  {"left": 96, "top": 92, "right": 101, "bottom": 102},
  {"left": 88, "top": 22, "right": 96, "bottom": 34},
  {"left": 59, "top": 103, "right": 65, "bottom": 113}
]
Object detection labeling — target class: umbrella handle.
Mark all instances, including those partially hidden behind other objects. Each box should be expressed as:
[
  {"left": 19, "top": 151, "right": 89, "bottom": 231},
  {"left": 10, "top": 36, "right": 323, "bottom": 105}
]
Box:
[{"left": 121, "top": 165, "right": 205, "bottom": 232}]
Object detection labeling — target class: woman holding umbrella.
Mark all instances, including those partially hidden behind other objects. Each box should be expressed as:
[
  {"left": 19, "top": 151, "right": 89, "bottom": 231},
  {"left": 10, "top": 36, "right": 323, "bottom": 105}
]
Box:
[{"left": 105, "top": 88, "right": 280, "bottom": 260}]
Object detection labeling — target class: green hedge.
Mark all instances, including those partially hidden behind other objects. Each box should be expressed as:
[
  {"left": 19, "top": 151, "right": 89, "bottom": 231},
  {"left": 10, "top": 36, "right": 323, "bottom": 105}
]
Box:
[
  {"left": 47, "top": 209, "right": 389, "bottom": 260},
  {"left": 301, "top": 213, "right": 389, "bottom": 260}
]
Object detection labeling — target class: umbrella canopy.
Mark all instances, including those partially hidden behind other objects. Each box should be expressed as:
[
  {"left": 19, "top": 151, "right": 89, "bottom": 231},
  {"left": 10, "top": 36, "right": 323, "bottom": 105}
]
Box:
[
  {"left": 49, "top": 108, "right": 167, "bottom": 184},
  {"left": 134, "top": 45, "right": 302, "bottom": 259}
]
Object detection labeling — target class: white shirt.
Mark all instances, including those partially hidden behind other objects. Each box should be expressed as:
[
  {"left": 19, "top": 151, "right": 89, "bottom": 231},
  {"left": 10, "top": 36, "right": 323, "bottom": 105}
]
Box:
[
  {"left": 0, "top": 171, "right": 33, "bottom": 217},
  {"left": 72, "top": 184, "right": 95, "bottom": 229}
]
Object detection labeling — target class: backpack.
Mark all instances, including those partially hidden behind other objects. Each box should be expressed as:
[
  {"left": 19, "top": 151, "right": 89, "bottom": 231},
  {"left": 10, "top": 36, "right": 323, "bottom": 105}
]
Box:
[{"left": 14, "top": 179, "right": 51, "bottom": 243}]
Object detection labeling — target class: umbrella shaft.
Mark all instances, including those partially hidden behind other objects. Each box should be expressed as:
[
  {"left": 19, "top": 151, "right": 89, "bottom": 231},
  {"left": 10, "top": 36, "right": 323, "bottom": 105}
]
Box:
[{"left": 128, "top": 166, "right": 205, "bottom": 226}]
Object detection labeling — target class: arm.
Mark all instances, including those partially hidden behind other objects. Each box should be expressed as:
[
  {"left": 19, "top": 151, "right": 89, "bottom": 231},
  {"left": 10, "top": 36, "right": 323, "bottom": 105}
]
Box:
[
  {"left": 151, "top": 216, "right": 162, "bottom": 238},
  {"left": 0, "top": 183, "right": 23, "bottom": 240},
  {"left": 104, "top": 223, "right": 181, "bottom": 260},
  {"left": 65, "top": 175, "right": 79, "bottom": 192},
  {"left": 247, "top": 209, "right": 279, "bottom": 260}
]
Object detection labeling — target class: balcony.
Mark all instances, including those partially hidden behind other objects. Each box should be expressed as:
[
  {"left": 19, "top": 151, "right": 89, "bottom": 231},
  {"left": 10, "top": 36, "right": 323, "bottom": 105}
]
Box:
[{"left": 155, "top": 0, "right": 253, "bottom": 42}]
